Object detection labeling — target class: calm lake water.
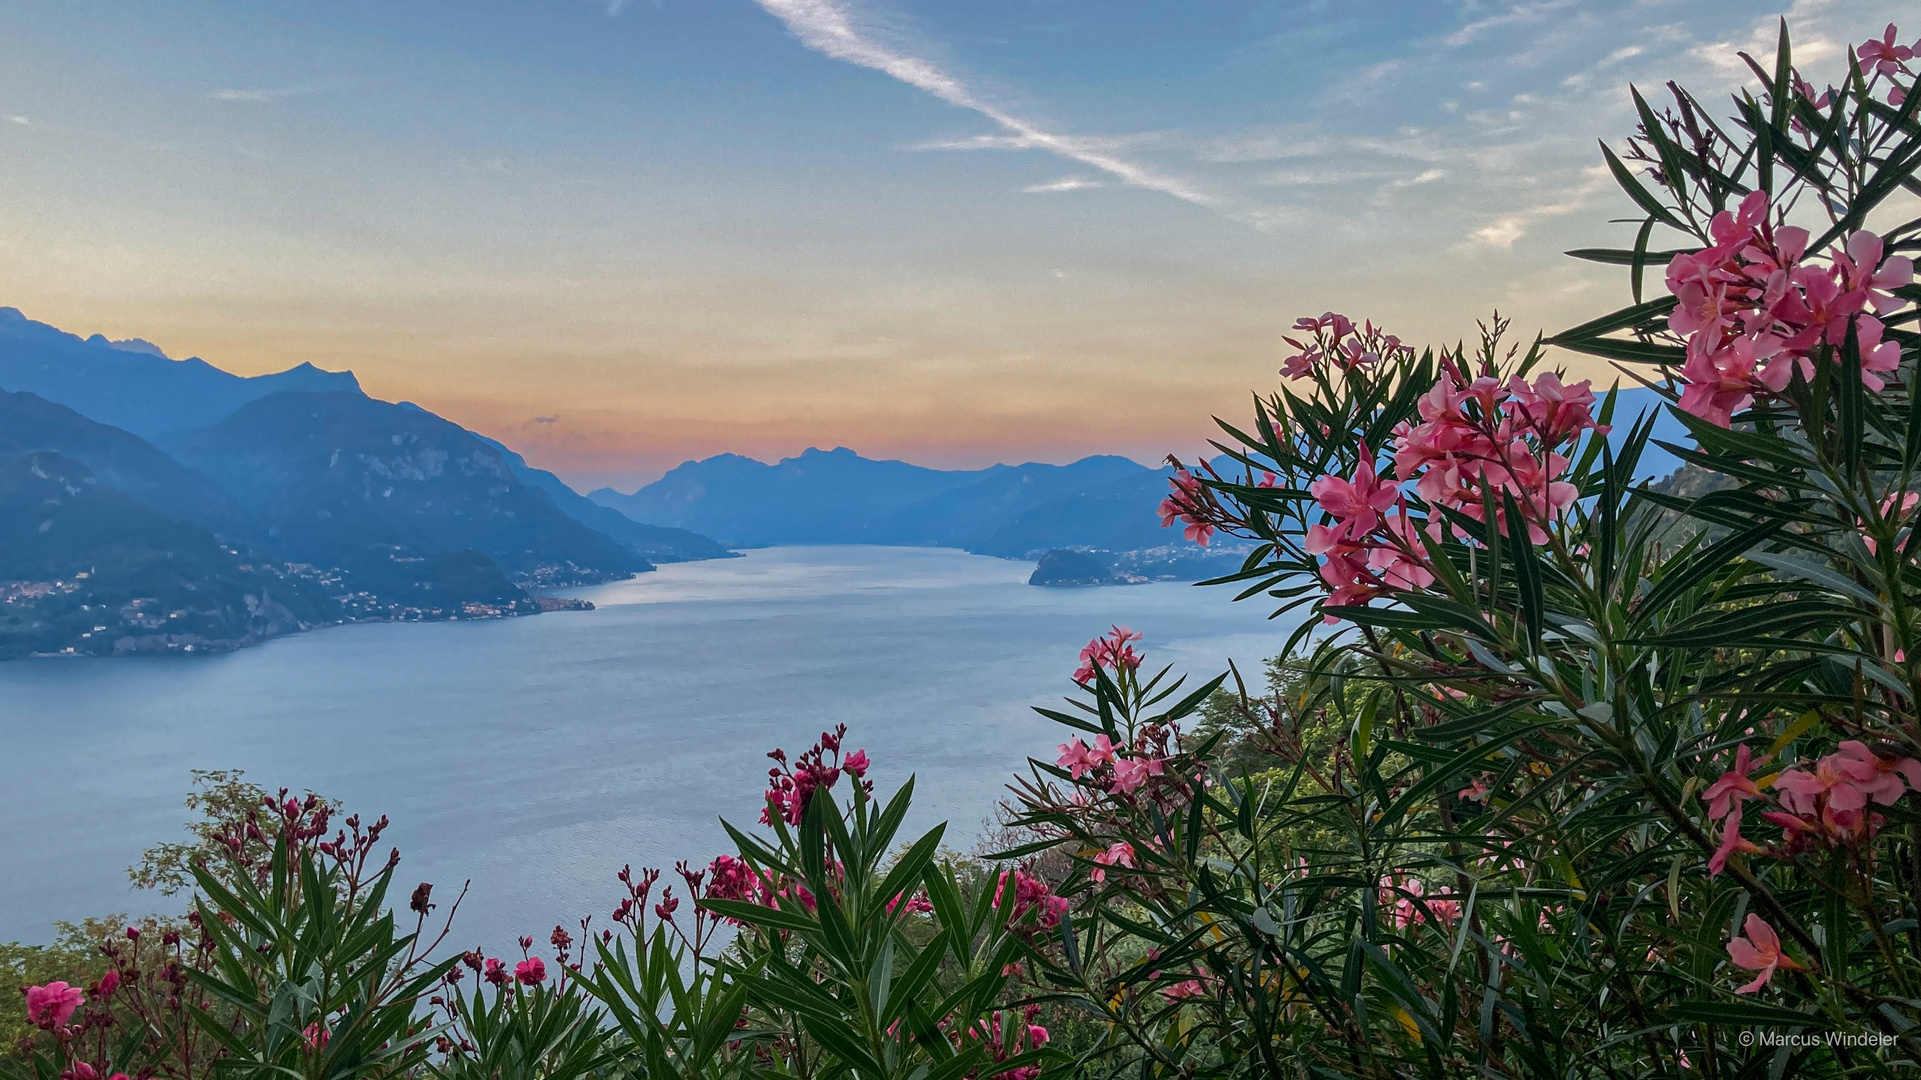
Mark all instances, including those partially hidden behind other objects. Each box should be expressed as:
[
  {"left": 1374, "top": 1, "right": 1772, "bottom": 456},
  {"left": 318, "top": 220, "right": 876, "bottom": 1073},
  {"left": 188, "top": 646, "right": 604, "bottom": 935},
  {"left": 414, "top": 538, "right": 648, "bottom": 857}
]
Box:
[{"left": 0, "top": 546, "right": 1293, "bottom": 949}]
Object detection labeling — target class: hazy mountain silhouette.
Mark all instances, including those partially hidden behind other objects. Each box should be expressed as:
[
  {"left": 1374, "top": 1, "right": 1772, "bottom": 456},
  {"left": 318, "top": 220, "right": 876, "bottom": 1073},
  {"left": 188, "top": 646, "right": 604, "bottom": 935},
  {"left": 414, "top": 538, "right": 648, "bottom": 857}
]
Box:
[
  {"left": 0, "top": 307, "right": 361, "bottom": 440},
  {"left": 863, "top": 456, "right": 1149, "bottom": 547},
  {"left": 590, "top": 447, "right": 1010, "bottom": 546},
  {"left": 587, "top": 447, "right": 1233, "bottom": 572},
  {"left": 161, "top": 392, "right": 653, "bottom": 584}
]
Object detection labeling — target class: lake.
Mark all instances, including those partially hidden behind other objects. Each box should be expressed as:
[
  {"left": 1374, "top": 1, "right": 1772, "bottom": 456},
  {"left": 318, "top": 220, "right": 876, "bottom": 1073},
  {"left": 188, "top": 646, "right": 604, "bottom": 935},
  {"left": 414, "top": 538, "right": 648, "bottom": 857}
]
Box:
[{"left": 0, "top": 546, "right": 1294, "bottom": 949}]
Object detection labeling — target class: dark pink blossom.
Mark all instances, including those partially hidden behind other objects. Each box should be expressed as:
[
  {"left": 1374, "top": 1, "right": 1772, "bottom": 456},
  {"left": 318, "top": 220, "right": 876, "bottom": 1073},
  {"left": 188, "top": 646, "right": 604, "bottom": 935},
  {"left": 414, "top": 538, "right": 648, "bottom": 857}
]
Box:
[{"left": 24, "top": 982, "right": 83, "bottom": 1029}]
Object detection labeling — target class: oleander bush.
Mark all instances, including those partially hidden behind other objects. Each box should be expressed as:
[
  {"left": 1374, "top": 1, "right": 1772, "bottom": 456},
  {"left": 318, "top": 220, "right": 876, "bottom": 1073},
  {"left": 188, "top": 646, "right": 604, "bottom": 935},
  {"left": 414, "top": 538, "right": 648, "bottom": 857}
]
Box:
[{"left": 9, "top": 17, "right": 1921, "bottom": 1080}]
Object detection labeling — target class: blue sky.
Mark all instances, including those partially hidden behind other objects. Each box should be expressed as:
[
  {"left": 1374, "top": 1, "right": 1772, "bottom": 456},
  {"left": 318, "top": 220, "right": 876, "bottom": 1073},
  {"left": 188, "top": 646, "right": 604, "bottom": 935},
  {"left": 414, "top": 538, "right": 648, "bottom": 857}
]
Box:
[{"left": 0, "top": 0, "right": 1907, "bottom": 488}]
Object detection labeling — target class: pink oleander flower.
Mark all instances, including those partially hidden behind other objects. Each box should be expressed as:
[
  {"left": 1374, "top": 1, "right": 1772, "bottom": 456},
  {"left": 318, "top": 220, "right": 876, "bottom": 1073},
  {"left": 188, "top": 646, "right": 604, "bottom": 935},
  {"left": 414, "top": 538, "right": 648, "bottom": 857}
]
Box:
[
  {"left": 995, "top": 868, "right": 1070, "bottom": 929},
  {"left": 1708, "top": 803, "right": 1766, "bottom": 876},
  {"left": 94, "top": 971, "right": 120, "bottom": 999},
  {"left": 302, "top": 1023, "right": 330, "bottom": 1052},
  {"left": 886, "top": 890, "right": 934, "bottom": 915},
  {"left": 1865, "top": 492, "right": 1920, "bottom": 555},
  {"left": 1702, "top": 744, "right": 1772, "bottom": 820},
  {"left": 1308, "top": 444, "right": 1398, "bottom": 545},
  {"left": 1829, "top": 740, "right": 1921, "bottom": 805},
  {"left": 1161, "top": 979, "right": 1207, "bottom": 1001},
  {"left": 1858, "top": 24, "right": 1915, "bottom": 75},
  {"left": 1664, "top": 192, "right": 1908, "bottom": 423},
  {"left": 24, "top": 982, "right": 83, "bottom": 1029},
  {"left": 1505, "top": 372, "right": 1607, "bottom": 446},
  {"left": 1108, "top": 754, "right": 1165, "bottom": 795},
  {"left": 1057, "top": 733, "right": 1117, "bottom": 778},
  {"left": 1726, "top": 914, "right": 1805, "bottom": 993},
  {"left": 515, "top": 957, "right": 546, "bottom": 986},
  {"left": 1074, "top": 626, "right": 1144, "bottom": 685},
  {"left": 483, "top": 958, "right": 508, "bottom": 987},
  {"left": 842, "top": 749, "right": 869, "bottom": 778},
  {"left": 1774, "top": 755, "right": 1873, "bottom": 814},
  {"left": 1158, "top": 470, "right": 1215, "bottom": 545},
  {"left": 1090, "top": 841, "right": 1135, "bottom": 883}
]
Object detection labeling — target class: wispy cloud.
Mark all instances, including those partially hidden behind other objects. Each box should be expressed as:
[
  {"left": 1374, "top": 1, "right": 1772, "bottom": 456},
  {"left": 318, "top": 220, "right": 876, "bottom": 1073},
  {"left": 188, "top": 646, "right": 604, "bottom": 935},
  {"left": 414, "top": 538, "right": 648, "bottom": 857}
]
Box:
[
  {"left": 1467, "top": 164, "right": 1610, "bottom": 247},
  {"left": 1024, "top": 176, "right": 1102, "bottom": 193},
  {"left": 751, "top": 0, "right": 1215, "bottom": 209},
  {"left": 210, "top": 83, "right": 321, "bottom": 104},
  {"left": 1445, "top": 0, "right": 1579, "bottom": 48}
]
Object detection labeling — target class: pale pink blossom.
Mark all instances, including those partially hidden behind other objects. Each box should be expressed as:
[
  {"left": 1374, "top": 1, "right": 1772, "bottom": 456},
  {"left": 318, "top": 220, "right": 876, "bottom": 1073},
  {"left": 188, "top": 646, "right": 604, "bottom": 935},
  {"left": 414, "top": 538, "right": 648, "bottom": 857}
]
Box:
[
  {"left": 1828, "top": 740, "right": 1921, "bottom": 805},
  {"left": 1109, "top": 755, "right": 1166, "bottom": 795},
  {"left": 1858, "top": 24, "right": 1915, "bottom": 76},
  {"left": 1702, "top": 744, "right": 1772, "bottom": 820},
  {"left": 1708, "top": 803, "right": 1766, "bottom": 876},
  {"left": 1774, "top": 756, "right": 1872, "bottom": 814},
  {"left": 1090, "top": 841, "right": 1135, "bottom": 883},
  {"left": 1726, "top": 914, "right": 1805, "bottom": 993}
]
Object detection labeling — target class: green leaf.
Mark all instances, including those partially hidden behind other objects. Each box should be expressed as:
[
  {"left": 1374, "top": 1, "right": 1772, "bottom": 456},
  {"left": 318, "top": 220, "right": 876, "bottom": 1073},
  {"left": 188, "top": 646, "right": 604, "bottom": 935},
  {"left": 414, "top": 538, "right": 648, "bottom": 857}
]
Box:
[
  {"left": 1599, "top": 141, "right": 1687, "bottom": 230},
  {"left": 1665, "top": 1000, "right": 1832, "bottom": 1029}
]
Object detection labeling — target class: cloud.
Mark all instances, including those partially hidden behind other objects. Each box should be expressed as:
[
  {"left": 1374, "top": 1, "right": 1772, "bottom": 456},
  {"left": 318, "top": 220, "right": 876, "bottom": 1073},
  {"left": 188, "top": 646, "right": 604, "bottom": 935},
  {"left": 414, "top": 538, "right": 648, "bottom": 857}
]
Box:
[
  {"left": 1392, "top": 168, "right": 1449, "bottom": 187},
  {"left": 1024, "top": 176, "right": 1102, "bottom": 193},
  {"left": 1444, "top": 0, "right": 1579, "bottom": 48},
  {"left": 751, "top": 0, "right": 1215, "bottom": 209},
  {"left": 1467, "top": 164, "right": 1610, "bottom": 247},
  {"left": 7, "top": 115, "right": 27, "bottom": 125},
  {"left": 532, "top": 415, "right": 560, "bottom": 425},
  {"left": 210, "top": 84, "right": 318, "bottom": 104},
  {"left": 1596, "top": 44, "right": 1645, "bottom": 68}
]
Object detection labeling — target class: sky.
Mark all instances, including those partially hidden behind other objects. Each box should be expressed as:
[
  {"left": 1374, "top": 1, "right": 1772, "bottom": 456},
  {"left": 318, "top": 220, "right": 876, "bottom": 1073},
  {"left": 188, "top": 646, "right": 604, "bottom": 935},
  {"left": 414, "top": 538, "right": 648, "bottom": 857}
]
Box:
[{"left": 0, "top": 0, "right": 1909, "bottom": 491}]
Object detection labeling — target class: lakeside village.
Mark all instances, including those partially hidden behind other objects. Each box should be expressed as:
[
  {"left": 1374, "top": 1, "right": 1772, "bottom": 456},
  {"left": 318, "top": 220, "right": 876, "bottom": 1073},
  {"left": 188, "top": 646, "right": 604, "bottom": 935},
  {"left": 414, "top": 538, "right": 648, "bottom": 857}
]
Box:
[{"left": 0, "top": 560, "right": 590, "bottom": 658}]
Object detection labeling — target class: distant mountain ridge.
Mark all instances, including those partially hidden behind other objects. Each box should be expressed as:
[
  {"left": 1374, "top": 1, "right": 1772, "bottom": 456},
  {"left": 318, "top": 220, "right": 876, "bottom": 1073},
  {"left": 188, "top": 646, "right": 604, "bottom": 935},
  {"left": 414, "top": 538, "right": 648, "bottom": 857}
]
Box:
[
  {"left": 592, "top": 447, "right": 1009, "bottom": 546},
  {"left": 588, "top": 447, "right": 1237, "bottom": 573},
  {"left": 0, "top": 307, "right": 362, "bottom": 440}
]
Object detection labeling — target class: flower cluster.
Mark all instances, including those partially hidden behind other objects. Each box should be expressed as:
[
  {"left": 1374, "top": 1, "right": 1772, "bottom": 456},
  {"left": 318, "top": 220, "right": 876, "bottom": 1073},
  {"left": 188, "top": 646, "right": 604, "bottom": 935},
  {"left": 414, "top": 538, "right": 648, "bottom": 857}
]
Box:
[
  {"left": 1664, "top": 190, "right": 1912, "bottom": 426},
  {"left": 959, "top": 1006, "right": 1049, "bottom": 1080},
  {"left": 761, "top": 725, "right": 869, "bottom": 826},
  {"left": 1157, "top": 469, "right": 1215, "bottom": 546},
  {"left": 1376, "top": 876, "right": 1461, "bottom": 931},
  {"left": 1304, "top": 363, "right": 1604, "bottom": 617},
  {"left": 1056, "top": 724, "right": 1175, "bottom": 799},
  {"left": 993, "top": 868, "right": 1070, "bottom": 931},
  {"left": 1280, "top": 312, "right": 1411, "bottom": 381},
  {"left": 1071, "top": 625, "right": 1144, "bottom": 687},
  {"left": 1702, "top": 740, "right": 1921, "bottom": 882}
]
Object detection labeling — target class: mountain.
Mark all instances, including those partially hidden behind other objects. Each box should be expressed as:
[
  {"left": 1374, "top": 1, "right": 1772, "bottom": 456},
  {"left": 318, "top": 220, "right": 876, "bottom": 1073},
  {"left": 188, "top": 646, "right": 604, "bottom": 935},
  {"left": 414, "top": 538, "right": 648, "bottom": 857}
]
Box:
[
  {"left": 0, "top": 307, "right": 362, "bottom": 441},
  {"left": 863, "top": 456, "right": 1150, "bottom": 547},
  {"left": 0, "top": 452, "right": 340, "bottom": 658},
  {"left": 160, "top": 391, "right": 653, "bottom": 585},
  {"left": 968, "top": 469, "right": 1188, "bottom": 558},
  {"left": 0, "top": 388, "right": 255, "bottom": 542},
  {"left": 468, "top": 432, "right": 731, "bottom": 563},
  {"left": 590, "top": 447, "right": 1006, "bottom": 546},
  {"left": 587, "top": 446, "right": 1242, "bottom": 579}
]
